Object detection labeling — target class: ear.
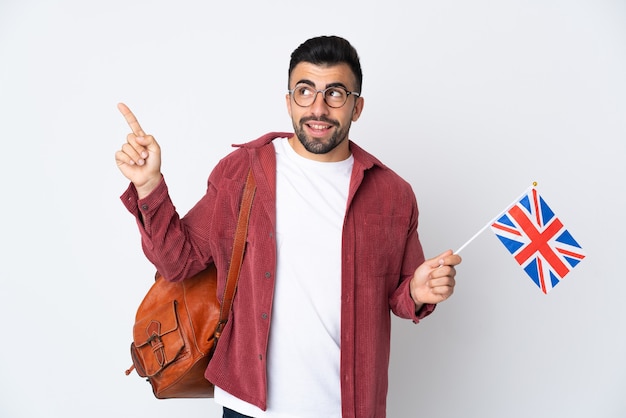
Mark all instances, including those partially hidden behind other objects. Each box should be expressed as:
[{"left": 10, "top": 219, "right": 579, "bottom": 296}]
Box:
[
  {"left": 351, "top": 96, "right": 364, "bottom": 122},
  {"left": 285, "top": 93, "right": 293, "bottom": 118}
]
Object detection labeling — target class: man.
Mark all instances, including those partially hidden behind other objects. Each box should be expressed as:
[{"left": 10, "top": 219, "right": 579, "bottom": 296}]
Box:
[{"left": 117, "top": 35, "right": 460, "bottom": 418}]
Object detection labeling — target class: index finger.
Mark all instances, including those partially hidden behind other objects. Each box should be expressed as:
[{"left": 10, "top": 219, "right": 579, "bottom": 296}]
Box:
[{"left": 117, "top": 102, "right": 146, "bottom": 136}]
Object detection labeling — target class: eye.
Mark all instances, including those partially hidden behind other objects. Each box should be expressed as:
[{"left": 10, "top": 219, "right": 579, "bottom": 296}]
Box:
[
  {"left": 326, "top": 87, "right": 346, "bottom": 99},
  {"left": 295, "top": 85, "right": 314, "bottom": 97}
]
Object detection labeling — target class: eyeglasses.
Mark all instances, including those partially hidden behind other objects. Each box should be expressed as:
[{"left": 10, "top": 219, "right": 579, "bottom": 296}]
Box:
[{"left": 288, "top": 84, "right": 360, "bottom": 108}]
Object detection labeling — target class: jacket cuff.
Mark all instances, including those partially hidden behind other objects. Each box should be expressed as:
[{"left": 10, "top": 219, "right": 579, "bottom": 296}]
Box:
[
  {"left": 415, "top": 303, "right": 436, "bottom": 322},
  {"left": 120, "top": 177, "right": 168, "bottom": 215}
]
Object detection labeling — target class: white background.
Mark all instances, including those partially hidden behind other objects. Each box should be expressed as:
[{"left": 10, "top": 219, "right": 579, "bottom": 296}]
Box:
[{"left": 1, "top": 1, "right": 624, "bottom": 417}]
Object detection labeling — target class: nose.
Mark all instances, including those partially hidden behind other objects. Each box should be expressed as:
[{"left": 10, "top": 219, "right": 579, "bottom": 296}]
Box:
[{"left": 309, "top": 90, "right": 330, "bottom": 115}]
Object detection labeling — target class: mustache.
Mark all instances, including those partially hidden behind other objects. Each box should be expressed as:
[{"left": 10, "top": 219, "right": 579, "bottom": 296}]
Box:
[{"left": 299, "top": 115, "right": 339, "bottom": 127}]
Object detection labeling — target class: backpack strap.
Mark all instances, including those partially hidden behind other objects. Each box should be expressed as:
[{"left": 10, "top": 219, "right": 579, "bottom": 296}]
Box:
[{"left": 213, "top": 168, "right": 256, "bottom": 346}]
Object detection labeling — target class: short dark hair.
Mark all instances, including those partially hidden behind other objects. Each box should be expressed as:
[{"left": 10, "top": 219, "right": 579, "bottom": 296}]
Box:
[{"left": 288, "top": 36, "right": 363, "bottom": 92}]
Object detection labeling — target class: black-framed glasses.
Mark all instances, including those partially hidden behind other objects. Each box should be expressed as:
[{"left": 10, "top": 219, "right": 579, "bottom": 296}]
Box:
[{"left": 288, "top": 84, "right": 360, "bottom": 108}]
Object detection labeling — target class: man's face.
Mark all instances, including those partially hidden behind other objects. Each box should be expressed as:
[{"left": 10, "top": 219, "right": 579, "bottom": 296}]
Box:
[{"left": 286, "top": 62, "right": 364, "bottom": 162}]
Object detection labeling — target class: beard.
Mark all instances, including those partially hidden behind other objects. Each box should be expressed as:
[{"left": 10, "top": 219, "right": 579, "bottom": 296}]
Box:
[{"left": 293, "top": 115, "right": 351, "bottom": 155}]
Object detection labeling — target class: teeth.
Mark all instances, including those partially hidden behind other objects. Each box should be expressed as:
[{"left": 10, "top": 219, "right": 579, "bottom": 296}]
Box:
[{"left": 310, "top": 124, "right": 327, "bottom": 130}]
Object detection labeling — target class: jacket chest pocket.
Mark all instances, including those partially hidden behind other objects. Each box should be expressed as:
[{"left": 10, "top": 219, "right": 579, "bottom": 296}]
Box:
[{"left": 357, "top": 213, "right": 411, "bottom": 277}]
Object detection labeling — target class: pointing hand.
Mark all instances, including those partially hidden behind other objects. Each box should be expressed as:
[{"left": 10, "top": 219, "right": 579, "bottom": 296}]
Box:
[{"left": 115, "top": 103, "right": 163, "bottom": 198}]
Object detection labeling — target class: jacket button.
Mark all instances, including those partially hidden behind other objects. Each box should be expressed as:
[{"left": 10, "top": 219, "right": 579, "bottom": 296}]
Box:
[
  {"left": 261, "top": 313, "right": 268, "bottom": 320},
  {"left": 141, "top": 204, "right": 149, "bottom": 211},
  {"left": 264, "top": 272, "right": 271, "bottom": 279}
]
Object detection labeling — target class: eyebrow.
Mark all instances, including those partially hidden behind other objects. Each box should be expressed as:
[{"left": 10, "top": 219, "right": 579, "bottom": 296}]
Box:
[{"left": 293, "top": 79, "right": 350, "bottom": 90}]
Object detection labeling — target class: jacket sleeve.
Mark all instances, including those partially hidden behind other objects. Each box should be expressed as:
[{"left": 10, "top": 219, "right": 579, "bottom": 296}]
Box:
[
  {"left": 388, "top": 190, "right": 436, "bottom": 323},
  {"left": 120, "top": 174, "right": 217, "bottom": 282}
]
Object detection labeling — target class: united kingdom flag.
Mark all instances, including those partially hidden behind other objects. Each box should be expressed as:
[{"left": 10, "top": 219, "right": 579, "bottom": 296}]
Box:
[{"left": 490, "top": 188, "right": 585, "bottom": 293}]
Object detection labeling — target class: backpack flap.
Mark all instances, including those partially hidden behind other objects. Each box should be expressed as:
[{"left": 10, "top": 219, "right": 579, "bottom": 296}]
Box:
[{"left": 131, "top": 300, "right": 184, "bottom": 377}]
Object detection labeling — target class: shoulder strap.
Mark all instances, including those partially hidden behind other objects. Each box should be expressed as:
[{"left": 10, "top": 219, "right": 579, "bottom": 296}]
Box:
[{"left": 214, "top": 168, "right": 256, "bottom": 344}]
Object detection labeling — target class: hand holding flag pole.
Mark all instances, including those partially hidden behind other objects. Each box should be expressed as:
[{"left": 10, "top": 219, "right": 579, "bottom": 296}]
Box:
[{"left": 454, "top": 182, "right": 585, "bottom": 293}]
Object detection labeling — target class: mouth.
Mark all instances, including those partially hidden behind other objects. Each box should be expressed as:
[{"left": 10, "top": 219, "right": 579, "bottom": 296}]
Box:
[
  {"left": 307, "top": 122, "right": 331, "bottom": 132},
  {"left": 302, "top": 118, "right": 337, "bottom": 137}
]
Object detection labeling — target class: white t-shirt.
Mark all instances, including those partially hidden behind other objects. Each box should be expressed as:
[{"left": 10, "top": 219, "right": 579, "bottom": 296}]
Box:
[{"left": 215, "top": 137, "right": 353, "bottom": 417}]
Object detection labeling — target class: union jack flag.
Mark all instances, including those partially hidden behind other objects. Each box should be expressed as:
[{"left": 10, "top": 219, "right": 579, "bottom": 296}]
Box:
[{"left": 490, "top": 188, "right": 585, "bottom": 293}]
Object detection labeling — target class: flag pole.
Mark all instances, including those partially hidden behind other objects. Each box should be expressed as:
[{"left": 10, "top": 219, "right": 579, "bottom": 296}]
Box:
[{"left": 454, "top": 182, "right": 537, "bottom": 255}]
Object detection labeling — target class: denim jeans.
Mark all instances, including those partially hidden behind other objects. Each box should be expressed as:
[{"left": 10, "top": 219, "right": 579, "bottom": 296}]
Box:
[{"left": 223, "top": 407, "right": 253, "bottom": 418}]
